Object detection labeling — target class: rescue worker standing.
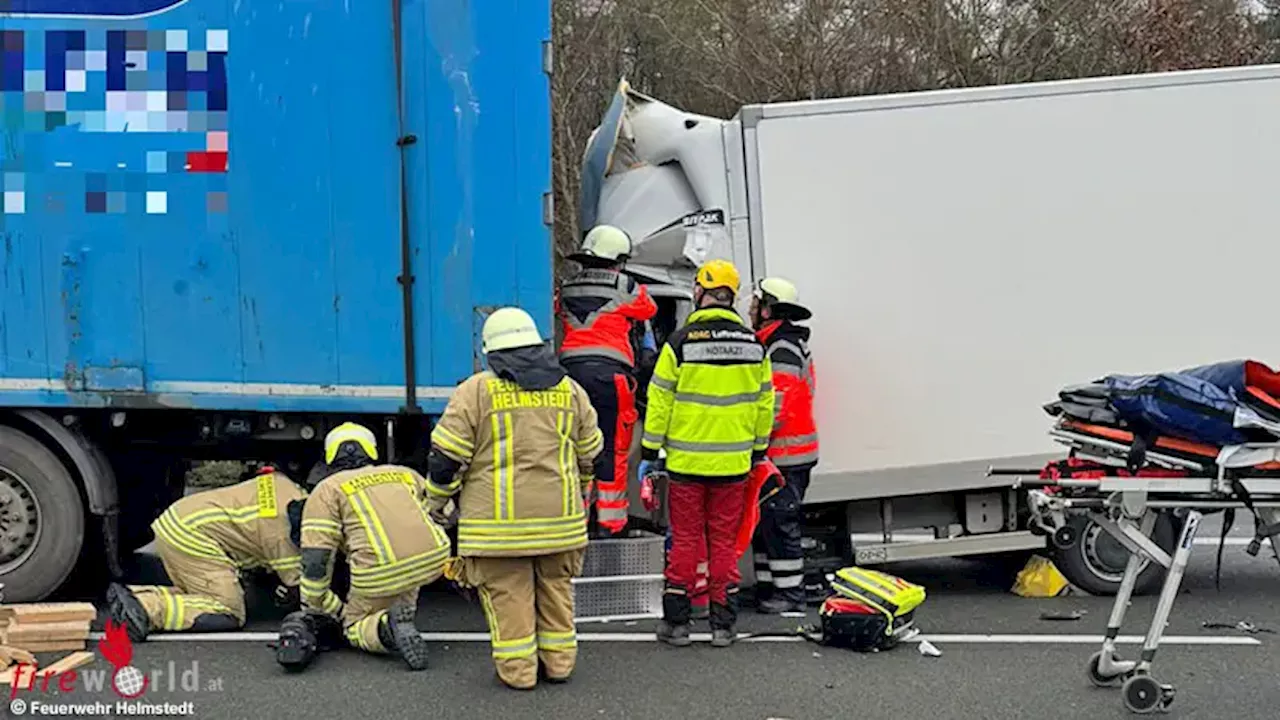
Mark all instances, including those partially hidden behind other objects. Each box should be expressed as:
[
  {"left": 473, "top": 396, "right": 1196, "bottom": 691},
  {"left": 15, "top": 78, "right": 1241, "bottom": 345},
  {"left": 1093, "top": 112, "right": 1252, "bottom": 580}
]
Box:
[
  {"left": 292, "top": 422, "right": 450, "bottom": 671},
  {"left": 107, "top": 466, "right": 308, "bottom": 642},
  {"left": 557, "top": 224, "right": 657, "bottom": 536},
  {"left": 749, "top": 277, "right": 820, "bottom": 613},
  {"left": 641, "top": 259, "right": 774, "bottom": 648},
  {"left": 425, "top": 307, "right": 603, "bottom": 690}
]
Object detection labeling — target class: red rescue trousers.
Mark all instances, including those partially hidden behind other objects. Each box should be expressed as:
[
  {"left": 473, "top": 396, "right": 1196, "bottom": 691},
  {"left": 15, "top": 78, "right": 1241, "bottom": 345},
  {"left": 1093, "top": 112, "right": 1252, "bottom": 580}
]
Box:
[
  {"left": 563, "top": 359, "right": 637, "bottom": 534},
  {"left": 664, "top": 479, "right": 746, "bottom": 626}
]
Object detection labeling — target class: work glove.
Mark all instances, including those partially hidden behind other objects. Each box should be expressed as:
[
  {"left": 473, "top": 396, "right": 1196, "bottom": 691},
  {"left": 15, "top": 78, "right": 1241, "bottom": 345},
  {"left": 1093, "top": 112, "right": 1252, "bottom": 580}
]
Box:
[
  {"left": 427, "top": 496, "right": 455, "bottom": 527},
  {"left": 637, "top": 460, "right": 654, "bottom": 485}
]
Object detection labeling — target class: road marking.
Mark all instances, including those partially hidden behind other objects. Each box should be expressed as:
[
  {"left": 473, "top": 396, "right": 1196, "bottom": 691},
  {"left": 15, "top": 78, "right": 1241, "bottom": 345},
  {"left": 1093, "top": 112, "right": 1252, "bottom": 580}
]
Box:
[
  {"left": 89, "top": 631, "right": 1262, "bottom": 646},
  {"left": 851, "top": 534, "right": 1262, "bottom": 547}
]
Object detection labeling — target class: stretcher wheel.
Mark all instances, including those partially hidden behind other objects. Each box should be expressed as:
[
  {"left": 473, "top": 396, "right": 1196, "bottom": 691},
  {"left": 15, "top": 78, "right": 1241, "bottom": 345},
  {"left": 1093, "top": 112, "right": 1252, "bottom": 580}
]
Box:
[
  {"left": 1121, "top": 675, "right": 1171, "bottom": 714},
  {"left": 1052, "top": 524, "right": 1079, "bottom": 550},
  {"left": 1086, "top": 651, "right": 1124, "bottom": 688}
]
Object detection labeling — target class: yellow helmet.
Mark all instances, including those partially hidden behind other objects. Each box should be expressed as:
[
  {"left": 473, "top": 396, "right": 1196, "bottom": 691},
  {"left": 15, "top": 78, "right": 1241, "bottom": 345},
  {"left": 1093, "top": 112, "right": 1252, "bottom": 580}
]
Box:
[
  {"left": 754, "top": 276, "right": 812, "bottom": 320},
  {"left": 572, "top": 225, "right": 632, "bottom": 263},
  {"left": 324, "top": 422, "right": 379, "bottom": 465},
  {"left": 695, "top": 259, "right": 741, "bottom": 295},
  {"left": 481, "top": 307, "right": 544, "bottom": 353}
]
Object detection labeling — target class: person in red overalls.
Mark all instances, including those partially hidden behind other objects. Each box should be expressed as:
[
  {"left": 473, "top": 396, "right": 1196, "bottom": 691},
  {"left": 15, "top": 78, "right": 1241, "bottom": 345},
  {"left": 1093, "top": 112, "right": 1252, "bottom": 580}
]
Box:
[
  {"left": 557, "top": 224, "right": 658, "bottom": 537},
  {"left": 749, "top": 277, "right": 820, "bottom": 613}
]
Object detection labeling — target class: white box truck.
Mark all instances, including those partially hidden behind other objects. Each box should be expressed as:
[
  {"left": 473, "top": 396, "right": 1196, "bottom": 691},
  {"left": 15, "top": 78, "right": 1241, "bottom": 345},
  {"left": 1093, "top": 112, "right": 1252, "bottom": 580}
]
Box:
[{"left": 583, "top": 63, "right": 1280, "bottom": 596}]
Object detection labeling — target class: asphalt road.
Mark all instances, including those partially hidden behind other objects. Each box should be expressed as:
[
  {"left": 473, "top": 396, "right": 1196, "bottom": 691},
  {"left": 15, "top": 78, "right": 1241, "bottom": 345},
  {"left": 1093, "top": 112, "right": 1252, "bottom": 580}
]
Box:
[{"left": 8, "top": 521, "right": 1280, "bottom": 720}]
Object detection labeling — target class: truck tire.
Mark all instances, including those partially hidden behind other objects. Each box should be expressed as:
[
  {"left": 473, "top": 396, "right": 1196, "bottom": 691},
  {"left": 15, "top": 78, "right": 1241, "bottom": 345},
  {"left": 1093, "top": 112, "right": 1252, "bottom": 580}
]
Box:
[
  {"left": 1052, "top": 513, "right": 1177, "bottom": 597},
  {"left": 0, "top": 426, "right": 86, "bottom": 602}
]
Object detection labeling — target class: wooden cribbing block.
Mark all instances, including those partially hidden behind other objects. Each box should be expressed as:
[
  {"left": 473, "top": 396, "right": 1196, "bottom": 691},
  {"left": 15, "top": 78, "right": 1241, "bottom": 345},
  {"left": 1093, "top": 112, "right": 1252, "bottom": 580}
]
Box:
[
  {"left": 0, "top": 603, "right": 96, "bottom": 624},
  {"left": 2, "top": 620, "right": 91, "bottom": 643},
  {"left": 6, "top": 639, "right": 87, "bottom": 653},
  {"left": 41, "top": 651, "right": 94, "bottom": 674},
  {"left": 0, "top": 645, "right": 37, "bottom": 670}
]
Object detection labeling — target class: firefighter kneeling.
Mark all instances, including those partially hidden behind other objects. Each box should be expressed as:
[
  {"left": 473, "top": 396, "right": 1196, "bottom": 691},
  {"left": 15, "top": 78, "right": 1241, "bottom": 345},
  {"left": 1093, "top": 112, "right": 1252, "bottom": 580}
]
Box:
[
  {"left": 107, "top": 465, "right": 310, "bottom": 642},
  {"left": 426, "top": 307, "right": 603, "bottom": 690},
  {"left": 281, "top": 422, "right": 451, "bottom": 671}
]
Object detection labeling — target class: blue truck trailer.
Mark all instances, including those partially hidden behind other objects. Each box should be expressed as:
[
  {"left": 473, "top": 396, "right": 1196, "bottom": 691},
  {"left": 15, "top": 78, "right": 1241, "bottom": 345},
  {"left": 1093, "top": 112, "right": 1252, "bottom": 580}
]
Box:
[{"left": 0, "top": 0, "right": 554, "bottom": 601}]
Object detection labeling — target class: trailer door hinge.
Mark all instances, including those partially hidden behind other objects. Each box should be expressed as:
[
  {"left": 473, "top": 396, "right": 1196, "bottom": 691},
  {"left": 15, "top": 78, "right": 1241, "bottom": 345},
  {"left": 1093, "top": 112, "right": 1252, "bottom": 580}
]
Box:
[
  {"left": 542, "top": 191, "right": 554, "bottom": 227},
  {"left": 396, "top": 134, "right": 418, "bottom": 147},
  {"left": 541, "top": 40, "right": 553, "bottom": 76}
]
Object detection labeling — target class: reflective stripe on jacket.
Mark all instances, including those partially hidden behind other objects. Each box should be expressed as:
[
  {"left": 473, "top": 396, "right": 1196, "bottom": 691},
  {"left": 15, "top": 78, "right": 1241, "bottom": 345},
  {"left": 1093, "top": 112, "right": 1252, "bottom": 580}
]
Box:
[
  {"left": 757, "top": 320, "right": 819, "bottom": 468},
  {"left": 428, "top": 372, "right": 604, "bottom": 557},
  {"left": 557, "top": 267, "right": 658, "bottom": 367},
  {"left": 151, "top": 471, "right": 307, "bottom": 585},
  {"left": 641, "top": 307, "right": 775, "bottom": 478},
  {"left": 300, "top": 464, "right": 451, "bottom": 599}
]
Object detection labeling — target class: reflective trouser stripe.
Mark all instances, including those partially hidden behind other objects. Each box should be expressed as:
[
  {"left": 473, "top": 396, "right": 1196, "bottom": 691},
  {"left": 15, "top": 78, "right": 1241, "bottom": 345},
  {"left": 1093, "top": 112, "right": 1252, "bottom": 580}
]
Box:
[
  {"left": 770, "top": 556, "right": 805, "bottom": 589},
  {"left": 753, "top": 553, "right": 772, "bottom": 583},
  {"left": 479, "top": 587, "right": 537, "bottom": 660},
  {"left": 537, "top": 630, "right": 577, "bottom": 652},
  {"left": 345, "top": 612, "right": 387, "bottom": 653},
  {"left": 131, "top": 586, "right": 238, "bottom": 631}
]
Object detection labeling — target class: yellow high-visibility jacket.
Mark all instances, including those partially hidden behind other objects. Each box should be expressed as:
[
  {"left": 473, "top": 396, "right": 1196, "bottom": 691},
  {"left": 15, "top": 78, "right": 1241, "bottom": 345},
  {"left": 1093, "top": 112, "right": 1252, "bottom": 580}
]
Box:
[
  {"left": 152, "top": 470, "right": 306, "bottom": 583},
  {"left": 299, "top": 464, "right": 451, "bottom": 613},
  {"left": 427, "top": 371, "right": 604, "bottom": 557},
  {"left": 641, "top": 307, "right": 774, "bottom": 479}
]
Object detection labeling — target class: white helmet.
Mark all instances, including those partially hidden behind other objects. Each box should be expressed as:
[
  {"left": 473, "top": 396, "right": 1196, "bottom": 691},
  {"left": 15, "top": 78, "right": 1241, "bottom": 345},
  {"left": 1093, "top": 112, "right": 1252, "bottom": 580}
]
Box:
[
  {"left": 753, "top": 277, "right": 812, "bottom": 321},
  {"left": 482, "top": 307, "right": 544, "bottom": 353},
  {"left": 571, "top": 225, "right": 632, "bottom": 263}
]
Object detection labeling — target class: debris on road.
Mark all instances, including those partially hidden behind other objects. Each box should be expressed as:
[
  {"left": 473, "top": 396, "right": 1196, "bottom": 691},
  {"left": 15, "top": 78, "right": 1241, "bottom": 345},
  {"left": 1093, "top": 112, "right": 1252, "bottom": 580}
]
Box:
[
  {"left": 1040, "top": 610, "right": 1087, "bottom": 622},
  {"left": 918, "top": 640, "right": 942, "bottom": 657},
  {"left": 1202, "top": 620, "right": 1276, "bottom": 635}
]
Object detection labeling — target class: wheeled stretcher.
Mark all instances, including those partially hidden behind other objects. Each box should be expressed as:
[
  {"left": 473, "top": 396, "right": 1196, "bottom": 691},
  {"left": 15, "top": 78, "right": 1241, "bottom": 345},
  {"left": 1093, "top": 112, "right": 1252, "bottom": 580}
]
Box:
[{"left": 996, "top": 419, "right": 1280, "bottom": 714}]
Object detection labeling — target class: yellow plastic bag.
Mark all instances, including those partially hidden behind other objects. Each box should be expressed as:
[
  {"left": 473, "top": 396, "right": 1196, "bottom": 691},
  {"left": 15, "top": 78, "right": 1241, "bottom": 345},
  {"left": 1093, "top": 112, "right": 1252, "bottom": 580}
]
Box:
[{"left": 1012, "top": 555, "right": 1069, "bottom": 598}]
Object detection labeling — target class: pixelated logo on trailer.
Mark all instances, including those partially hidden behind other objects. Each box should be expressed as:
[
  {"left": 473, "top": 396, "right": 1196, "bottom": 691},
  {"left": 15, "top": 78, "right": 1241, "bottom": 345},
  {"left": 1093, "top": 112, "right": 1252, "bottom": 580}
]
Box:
[{"left": 0, "top": 25, "right": 229, "bottom": 218}]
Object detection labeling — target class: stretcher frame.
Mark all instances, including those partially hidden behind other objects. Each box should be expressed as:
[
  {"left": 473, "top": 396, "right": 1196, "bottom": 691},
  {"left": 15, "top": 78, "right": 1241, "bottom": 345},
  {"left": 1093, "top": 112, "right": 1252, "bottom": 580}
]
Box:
[{"left": 1016, "top": 426, "right": 1280, "bottom": 714}]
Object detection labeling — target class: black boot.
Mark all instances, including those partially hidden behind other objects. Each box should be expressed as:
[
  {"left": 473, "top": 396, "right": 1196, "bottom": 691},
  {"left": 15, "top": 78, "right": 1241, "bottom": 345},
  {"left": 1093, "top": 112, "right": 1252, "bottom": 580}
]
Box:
[
  {"left": 106, "top": 583, "right": 151, "bottom": 642},
  {"left": 378, "top": 602, "right": 429, "bottom": 671},
  {"left": 757, "top": 591, "right": 805, "bottom": 615},
  {"left": 657, "top": 585, "right": 693, "bottom": 647},
  {"left": 710, "top": 588, "right": 740, "bottom": 648}
]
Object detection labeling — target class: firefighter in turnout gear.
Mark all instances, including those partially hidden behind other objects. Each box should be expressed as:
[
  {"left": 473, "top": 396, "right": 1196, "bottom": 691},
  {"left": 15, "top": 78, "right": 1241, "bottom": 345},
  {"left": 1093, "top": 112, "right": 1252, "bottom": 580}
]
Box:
[
  {"left": 749, "top": 277, "right": 820, "bottom": 613},
  {"left": 291, "top": 422, "right": 450, "bottom": 671},
  {"left": 426, "top": 307, "right": 603, "bottom": 690},
  {"left": 107, "top": 466, "right": 309, "bottom": 642},
  {"left": 556, "top": 224, "right": 657, "bottom": 536},
  {"left": 642, "top": 259, "right": 775, "bottom": 648}
]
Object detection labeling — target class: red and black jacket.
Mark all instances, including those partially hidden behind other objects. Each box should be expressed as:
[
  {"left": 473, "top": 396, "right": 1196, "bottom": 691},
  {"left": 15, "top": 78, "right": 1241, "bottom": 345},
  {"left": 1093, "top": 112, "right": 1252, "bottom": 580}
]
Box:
[
  {"left": 556, "top": 267, "right": 657, "bottom": 368},
  {"left": 757, "top": 320, "right": 819, "bottom": 469}
]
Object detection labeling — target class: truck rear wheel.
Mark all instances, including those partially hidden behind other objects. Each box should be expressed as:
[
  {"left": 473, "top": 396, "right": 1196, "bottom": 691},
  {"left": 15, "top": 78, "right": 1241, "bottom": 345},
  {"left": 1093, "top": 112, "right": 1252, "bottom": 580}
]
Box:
[
  {"left": 0, "top": 426, "right": 85, "bottom": 602},
  {"left": 1052, "top": 513, "right": 1176, "bottom": 596}
]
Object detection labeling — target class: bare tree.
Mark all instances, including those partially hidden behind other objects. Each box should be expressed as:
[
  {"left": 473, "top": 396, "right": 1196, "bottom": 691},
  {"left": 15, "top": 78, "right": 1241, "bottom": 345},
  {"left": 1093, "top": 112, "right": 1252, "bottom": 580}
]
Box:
[{"left": 550, "top": 0, "right": 1272, "bottom": 266}]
